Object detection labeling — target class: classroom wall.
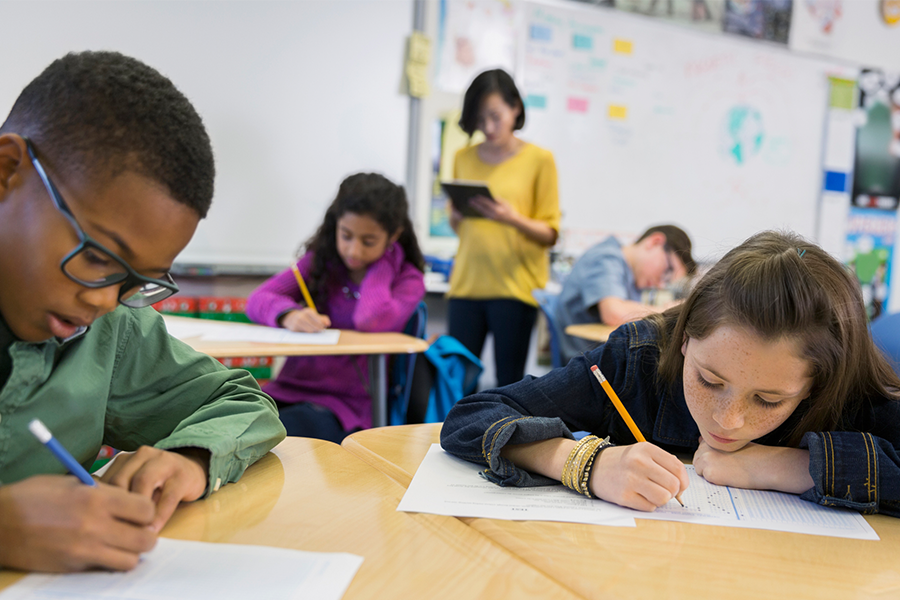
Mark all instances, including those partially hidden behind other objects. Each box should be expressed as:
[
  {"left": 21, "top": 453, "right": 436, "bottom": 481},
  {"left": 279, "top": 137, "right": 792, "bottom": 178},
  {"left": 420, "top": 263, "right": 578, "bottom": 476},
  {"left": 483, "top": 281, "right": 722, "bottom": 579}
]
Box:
[
  {"left": 0, "top": 0, "right": 414, "bottom": 272},
  {"left": 415, "top": 0, "right": 857, "bottom": 263}
]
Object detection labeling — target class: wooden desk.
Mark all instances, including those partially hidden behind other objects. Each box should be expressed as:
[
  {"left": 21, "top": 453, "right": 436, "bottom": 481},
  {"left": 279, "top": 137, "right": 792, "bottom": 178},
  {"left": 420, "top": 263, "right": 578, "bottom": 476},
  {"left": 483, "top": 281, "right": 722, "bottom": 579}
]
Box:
[
  {"left": 343, "top": 425, "right": 900, "bottom": 600},
  {"left": 564, "top": 323, "right": 615, "bottom": 344},
  {"left": 0, "top": 438, "right": 578, "bottom": 599},
  {"left": 163, "top": 315, "right": 429, "bottom": 427}
]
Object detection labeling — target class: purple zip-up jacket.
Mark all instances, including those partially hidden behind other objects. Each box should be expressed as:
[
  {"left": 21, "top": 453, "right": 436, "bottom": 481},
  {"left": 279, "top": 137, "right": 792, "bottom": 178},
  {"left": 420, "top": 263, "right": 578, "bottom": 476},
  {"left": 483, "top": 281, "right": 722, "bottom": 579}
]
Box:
[{"left": 246, "top": 243, "right": 425, "bottom": 430}]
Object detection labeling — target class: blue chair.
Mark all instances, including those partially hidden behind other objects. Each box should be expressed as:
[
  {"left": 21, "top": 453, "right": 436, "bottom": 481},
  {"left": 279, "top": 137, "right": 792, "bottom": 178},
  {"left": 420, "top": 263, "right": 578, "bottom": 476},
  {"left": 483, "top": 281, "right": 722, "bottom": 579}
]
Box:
[
  {"left": 871, "top": 312, "right": 900, "bottom": 376},
  {"left": 532, "top": 288, "right": 564, "bottom": 369},
  {"left": 388, "top": 301, "right": 428, "bottom": 425}
]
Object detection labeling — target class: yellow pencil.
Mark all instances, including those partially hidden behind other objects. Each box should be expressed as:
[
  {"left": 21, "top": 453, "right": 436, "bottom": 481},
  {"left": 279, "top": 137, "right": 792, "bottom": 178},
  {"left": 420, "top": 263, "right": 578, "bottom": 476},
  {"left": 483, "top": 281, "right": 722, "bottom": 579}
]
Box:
[
  {"left": 589, "top": 364, "right": 685, "bottom": 507},
  {"left": 290, "top": 263, "right": 317, "bottom": 313}
]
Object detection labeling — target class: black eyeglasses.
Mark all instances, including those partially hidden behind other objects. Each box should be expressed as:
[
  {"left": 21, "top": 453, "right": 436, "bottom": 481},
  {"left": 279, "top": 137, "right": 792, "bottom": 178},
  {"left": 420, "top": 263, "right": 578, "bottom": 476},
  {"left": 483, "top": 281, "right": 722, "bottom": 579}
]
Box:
[
  {"left": 662, "top": 250, "right": 676, "bottom": 286},
  {"left": 24, "top": 138, "right": 179, "bottom": 308}
]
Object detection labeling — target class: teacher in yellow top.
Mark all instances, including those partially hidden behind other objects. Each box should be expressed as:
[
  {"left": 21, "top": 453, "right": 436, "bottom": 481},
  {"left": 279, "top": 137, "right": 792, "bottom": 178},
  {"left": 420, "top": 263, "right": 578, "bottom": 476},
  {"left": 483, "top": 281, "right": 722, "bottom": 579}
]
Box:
[{"left": 448, "top": 69, "right": 561, "bottom": 387}]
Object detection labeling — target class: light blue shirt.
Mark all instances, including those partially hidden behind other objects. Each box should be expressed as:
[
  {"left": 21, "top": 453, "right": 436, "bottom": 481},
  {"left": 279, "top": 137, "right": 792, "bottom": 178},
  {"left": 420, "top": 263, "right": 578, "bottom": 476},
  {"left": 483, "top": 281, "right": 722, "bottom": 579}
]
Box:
[{"left": 555, "top": 237, "right": 640, "bottom": 363}]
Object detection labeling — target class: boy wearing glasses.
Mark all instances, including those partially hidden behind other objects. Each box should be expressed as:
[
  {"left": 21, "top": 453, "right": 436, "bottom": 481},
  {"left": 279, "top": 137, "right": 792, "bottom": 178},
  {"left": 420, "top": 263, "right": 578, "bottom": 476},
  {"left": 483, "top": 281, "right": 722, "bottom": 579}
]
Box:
[
  {"left": 555, "top": 225, "right": 696, "bottom": 364},
  {"left": 0, "top": 52, "right": 285, "bottom": 572}
]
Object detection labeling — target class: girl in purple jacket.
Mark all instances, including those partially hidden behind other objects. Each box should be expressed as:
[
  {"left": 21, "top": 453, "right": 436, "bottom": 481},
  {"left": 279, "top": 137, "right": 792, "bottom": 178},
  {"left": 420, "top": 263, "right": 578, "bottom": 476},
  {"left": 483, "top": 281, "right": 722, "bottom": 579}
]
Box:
[{"left": 246, "top": 173, "right": 426, "bottom": 442}]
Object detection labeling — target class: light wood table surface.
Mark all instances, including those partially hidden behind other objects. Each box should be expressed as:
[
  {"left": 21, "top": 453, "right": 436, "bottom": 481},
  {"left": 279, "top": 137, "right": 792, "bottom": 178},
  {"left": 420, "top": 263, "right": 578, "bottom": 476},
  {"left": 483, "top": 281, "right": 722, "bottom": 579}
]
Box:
[
  {"left": 163, "top": 315, "right": 429, "bottom": 427},
  {"left": 343, "top": 424, "right": 900, "bottom": 600},
  {"left": 564, "top": 323, "right": 615, "bottom": 344},
  {"left": 0, "top": 437, "right": 578, "bottom": 600}
]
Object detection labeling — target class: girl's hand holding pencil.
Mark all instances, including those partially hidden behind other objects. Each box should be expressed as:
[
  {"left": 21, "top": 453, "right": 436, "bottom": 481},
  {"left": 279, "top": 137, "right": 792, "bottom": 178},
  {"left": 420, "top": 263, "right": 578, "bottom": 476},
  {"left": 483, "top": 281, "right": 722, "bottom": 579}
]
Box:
[
  {"left": 587, "top": 443, "right": 690, "bottom": 512},
  {"left": 280, "top": 308, "right": 331, "bottom": 333},
  {"left": 589, "top": 364, "right": 689, "bottom": 511},
  {"left": 280, "top": 263, "right": 332, "bottom": 332}
]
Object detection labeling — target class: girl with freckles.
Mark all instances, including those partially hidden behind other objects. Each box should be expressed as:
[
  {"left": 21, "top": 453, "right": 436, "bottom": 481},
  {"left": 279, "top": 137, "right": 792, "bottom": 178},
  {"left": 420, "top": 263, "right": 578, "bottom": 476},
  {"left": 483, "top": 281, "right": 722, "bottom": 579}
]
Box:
[{"left": 440, "top": 231, "right": 900, "bottom": 516}]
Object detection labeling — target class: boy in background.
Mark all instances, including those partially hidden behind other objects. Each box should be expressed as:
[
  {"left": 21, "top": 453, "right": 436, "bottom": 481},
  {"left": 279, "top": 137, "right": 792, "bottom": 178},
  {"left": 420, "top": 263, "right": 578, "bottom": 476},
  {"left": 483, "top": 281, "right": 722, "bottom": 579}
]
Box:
[
  {"left": 0, "top": 51, "right": 285, "bottom": 572},
  {"left": 556, "top": 225, "right": 696, "bottom": 363}
]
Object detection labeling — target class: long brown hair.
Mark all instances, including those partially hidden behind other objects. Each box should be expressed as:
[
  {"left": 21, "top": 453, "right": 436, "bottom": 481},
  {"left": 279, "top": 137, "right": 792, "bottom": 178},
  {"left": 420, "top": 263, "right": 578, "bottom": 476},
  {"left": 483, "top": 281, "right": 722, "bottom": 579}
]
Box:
[{"left": 651, "top": 230, "right": 900, "bottom": 446}]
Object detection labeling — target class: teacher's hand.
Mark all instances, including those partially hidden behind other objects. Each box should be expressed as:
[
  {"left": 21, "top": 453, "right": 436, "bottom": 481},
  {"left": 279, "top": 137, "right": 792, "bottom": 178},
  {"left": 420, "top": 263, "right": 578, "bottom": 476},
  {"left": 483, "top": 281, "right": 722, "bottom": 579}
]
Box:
[
  {"left": 468, "top": 194, "right": 516, "bottom": 224},
  {"left": 449, "top": 206, "right": 463, "bottom": 232}
]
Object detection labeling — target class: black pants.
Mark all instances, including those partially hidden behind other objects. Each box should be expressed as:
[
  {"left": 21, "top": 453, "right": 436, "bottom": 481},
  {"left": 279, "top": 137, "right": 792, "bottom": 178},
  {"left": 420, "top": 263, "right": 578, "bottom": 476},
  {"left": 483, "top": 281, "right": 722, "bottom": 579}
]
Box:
[
  {"left": 448, "top": 298, "right": 538, "bottom": 387},
  {"left": 275, "top": 401, "right": 354, "bottom": 444}
]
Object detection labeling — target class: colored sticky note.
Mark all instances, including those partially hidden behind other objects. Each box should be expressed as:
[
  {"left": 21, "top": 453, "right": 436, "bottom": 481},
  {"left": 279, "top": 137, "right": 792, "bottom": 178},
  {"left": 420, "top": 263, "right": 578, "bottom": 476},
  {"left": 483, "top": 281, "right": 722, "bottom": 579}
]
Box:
[
  {"left": 530, "top": 24, "right": 552, "bottom": 41},
  {"left": 608, "top": 105, "right": 628, "bottom": 120},
  {"left": 573, "top": 34, "right": 593, "bottom": 50},
  {"left": 824, "top": 171, "right": 848, "bottom": 192},
  {"left": 829, "top": 77, "right": 856, "bottom": 110},
  {"left": 613, "top": 39, "right": 633, "bottom": 54},
  {"left": 525, "top": 94, "right": 547, "bottom": 109},
  {"left": 567, "top": 97, "right": 589, "bottom": 113}
]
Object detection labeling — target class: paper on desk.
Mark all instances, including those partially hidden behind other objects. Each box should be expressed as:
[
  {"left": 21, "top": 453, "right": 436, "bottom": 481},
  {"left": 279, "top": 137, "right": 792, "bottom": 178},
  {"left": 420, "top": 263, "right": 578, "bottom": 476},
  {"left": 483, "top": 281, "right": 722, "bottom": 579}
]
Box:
[
  {"left": 400, "top": 446, "right": 879, "bottom": 540},
  {"left": 0, "top": 538, "right": 363, "bottom": 600},
  {"left": 397, "top": 444, "right": 636, "bottom": 526},
  {"left": 625, "top": 466, "right": 879, "bottom": 540},
  {"left": 163, "top": 317, "right": 340, "bottom": 345}
]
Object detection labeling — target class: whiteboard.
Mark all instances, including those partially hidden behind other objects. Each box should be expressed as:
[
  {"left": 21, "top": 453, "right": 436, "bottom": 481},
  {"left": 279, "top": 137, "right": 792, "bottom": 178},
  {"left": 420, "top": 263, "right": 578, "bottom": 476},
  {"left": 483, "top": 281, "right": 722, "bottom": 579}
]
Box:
[
  {"left": 0, "top": 0, "right": 413, "bottom": 270},
  {"left": 421, "top": 0, "right": 845, "bottom": 262},
  {"left": 514, "top": 0, "right": 838, "bottom": 261}
]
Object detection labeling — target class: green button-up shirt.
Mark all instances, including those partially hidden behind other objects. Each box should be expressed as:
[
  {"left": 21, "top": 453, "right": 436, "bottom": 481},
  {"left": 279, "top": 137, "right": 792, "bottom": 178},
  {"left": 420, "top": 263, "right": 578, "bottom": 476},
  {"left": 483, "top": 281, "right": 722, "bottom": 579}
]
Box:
[{"left": 0, "top": 305, "right": 285, "bottom": 494}]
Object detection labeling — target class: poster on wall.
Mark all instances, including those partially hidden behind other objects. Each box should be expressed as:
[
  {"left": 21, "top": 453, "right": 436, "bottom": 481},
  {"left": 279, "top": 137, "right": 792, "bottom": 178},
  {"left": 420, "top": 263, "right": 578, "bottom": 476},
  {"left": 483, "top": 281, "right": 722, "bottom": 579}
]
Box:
[
  {"left": 612, "top": 0, "right": 726, "bottom": 33},
  {"left": 429, "top": 111, "right": 484, "bottom": 238},
  {"left": 845, "top": 206, "right": 895, "bottom": 320},
  {"left": 852, "top": 68, "right": 900, "bottom": 209},
  {"left": 789, "top": 0, "right": 900, "bottom": 70},
  {"left": 435, "top": 0, "right": 519, "bottom": 93},
  {"left": 723, "top": 0, "right": 793, "bottom": 43}
]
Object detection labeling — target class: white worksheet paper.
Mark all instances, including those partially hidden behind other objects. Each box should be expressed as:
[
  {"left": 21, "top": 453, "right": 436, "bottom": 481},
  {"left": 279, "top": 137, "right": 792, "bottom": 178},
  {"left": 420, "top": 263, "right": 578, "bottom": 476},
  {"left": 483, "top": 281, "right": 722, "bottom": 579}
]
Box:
[
  {"left": 0, "top": 538, "right": 363, "bottom": 600},
  {"left": 629, "top": 466, "right": 879, "bottom": 540},
  {"left": 162, "top": 316, "right": 340, "bottom": 345},
  {"left": 401, "top": 445, "right": 879, "bottom": 540},
  {"left": 398, "top": 444, "right": 636, "bottom": 526}
]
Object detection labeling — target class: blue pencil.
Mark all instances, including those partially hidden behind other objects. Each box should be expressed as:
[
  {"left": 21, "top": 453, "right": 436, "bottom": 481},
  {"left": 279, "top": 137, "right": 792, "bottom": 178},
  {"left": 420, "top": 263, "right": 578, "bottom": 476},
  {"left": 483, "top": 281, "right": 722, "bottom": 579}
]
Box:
[{"left": 29, "top": 419, "right": 98, "bottom": 487}]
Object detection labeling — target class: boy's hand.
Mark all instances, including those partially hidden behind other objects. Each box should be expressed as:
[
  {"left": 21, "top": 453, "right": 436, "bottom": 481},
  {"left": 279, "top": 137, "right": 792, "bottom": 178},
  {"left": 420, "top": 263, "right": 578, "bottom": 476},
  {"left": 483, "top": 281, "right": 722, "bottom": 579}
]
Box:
[
  {"left": 0, "top": 475, "right": 157, "bottom": 572},
  {"left": 590, "top": 442, "right": 689, "bottom": 511},
  {"left": 280, "top": 308, "right": 331, "bottom": 332},
  {"left": 100, "top": 446, "right": 209, "bottom": 533},
  {"left": 693, "top": 439, "right": 814, "bottom": 494}
]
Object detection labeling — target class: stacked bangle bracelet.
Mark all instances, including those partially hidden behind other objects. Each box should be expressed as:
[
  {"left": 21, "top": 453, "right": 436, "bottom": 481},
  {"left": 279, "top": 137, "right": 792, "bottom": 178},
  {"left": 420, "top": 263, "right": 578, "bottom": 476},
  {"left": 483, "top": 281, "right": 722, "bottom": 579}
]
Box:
[{"left": 561, "top": 435, "right": 614, "bottom": 498}]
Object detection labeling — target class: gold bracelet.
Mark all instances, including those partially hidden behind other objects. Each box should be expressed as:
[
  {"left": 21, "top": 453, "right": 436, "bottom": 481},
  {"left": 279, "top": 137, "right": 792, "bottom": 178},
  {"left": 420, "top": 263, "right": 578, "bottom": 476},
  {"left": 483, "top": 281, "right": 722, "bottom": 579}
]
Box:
[
  {"left": 579, "top": 436, "right": 614, "bottom": 498},
  {"left": 562, "top": 436, "right": 594, "bottom": 490},
  {"left": 562, "top": 435, "right": 600, "bottom": 494}
]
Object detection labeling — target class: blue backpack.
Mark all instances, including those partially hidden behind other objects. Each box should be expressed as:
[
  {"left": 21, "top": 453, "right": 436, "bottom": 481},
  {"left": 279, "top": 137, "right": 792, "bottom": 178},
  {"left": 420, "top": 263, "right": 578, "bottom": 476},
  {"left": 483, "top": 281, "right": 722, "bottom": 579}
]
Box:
[{"left": 389, "top": 335, "right": 482, "bottom": 425}]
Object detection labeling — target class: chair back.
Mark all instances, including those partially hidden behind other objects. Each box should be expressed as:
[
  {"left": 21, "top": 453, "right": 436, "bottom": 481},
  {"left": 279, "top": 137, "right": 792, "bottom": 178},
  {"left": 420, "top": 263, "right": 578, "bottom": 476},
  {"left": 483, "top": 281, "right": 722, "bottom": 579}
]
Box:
[
  {"left": 532, "top": 288, "right": 564, "bottom": 369},
  {"left": 871, "top": 312, "right": 900, "bottom": 376},
  {"left": 388, "top": 300, "right": 428, "bottom": 425}
]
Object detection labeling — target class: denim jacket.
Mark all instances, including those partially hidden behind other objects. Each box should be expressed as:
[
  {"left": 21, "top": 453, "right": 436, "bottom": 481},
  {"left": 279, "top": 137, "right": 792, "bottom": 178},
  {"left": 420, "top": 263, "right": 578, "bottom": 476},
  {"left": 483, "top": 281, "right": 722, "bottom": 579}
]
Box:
[{"left": 441, "top": 320, "right": 900, "bottom": 517}]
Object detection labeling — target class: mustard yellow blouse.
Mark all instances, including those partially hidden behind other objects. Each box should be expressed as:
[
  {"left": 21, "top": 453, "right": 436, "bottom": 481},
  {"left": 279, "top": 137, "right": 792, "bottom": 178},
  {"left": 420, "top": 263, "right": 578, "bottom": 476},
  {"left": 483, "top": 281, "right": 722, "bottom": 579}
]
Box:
[{"left": 449, "top": 142, "right": 561, "bottom": 306}]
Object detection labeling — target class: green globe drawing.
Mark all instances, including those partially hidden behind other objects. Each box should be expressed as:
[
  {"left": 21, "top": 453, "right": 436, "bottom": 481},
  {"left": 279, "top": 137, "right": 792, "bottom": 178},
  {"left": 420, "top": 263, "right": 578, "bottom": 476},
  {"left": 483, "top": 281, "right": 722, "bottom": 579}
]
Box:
[{"left": 720, "top": 106, "right": 764, "bottom": 165}]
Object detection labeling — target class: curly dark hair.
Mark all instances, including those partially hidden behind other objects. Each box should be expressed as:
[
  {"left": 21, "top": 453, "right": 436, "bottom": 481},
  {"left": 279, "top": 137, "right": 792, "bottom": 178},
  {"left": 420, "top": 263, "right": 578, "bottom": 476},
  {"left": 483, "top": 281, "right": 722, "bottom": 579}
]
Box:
[
  {"left": 0, "top": 51, "right": 214, "bottom": 217},
  {"left": 302, "top": 173, "right": 425, "bottom": 307}
]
